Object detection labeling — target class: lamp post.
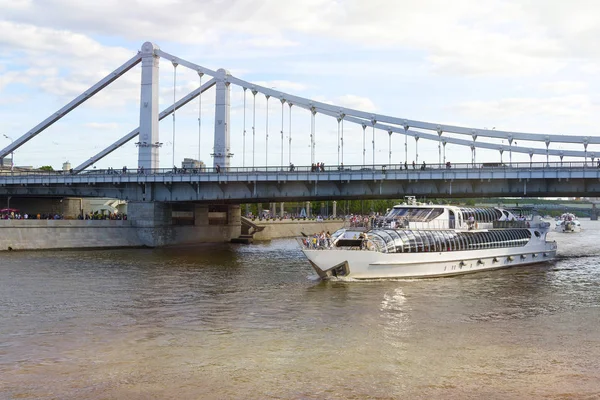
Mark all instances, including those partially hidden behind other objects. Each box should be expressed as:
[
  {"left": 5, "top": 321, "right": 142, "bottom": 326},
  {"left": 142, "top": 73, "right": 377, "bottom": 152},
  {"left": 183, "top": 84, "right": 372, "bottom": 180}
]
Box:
[{"left": 3, "top": 134, "right": 14, "bottom": 172}]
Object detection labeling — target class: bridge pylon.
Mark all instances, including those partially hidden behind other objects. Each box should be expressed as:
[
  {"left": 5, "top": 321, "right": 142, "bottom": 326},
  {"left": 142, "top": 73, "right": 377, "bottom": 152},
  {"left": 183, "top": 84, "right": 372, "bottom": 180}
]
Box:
[
  {"left": 212, "top": 68, "right": 232, "bottom": 169},
  {"left": 138, "top": 41, "right": 161, "bottom": 170}
]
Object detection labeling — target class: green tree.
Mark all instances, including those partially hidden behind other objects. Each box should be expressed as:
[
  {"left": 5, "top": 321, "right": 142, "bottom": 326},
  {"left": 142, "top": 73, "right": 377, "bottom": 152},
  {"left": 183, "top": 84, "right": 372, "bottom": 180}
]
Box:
[{"left": 39, "top": 165, "right": 54, "bottom": 171}]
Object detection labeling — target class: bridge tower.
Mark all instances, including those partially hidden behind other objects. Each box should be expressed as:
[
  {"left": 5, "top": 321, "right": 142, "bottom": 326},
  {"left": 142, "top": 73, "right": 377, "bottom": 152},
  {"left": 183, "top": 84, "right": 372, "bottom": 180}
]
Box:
[
  {"left": 138, "top": 41, "right": 161, "bottom": 170},
  {"left": 213, "top": 68, "right": 232, "bottom": 168}
]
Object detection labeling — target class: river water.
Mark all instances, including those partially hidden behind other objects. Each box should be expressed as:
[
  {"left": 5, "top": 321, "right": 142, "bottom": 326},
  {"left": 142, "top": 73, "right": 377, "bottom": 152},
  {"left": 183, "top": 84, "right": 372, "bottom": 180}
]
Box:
[{"left": 1, "top": 221, "right": 600, "bottom": 399}]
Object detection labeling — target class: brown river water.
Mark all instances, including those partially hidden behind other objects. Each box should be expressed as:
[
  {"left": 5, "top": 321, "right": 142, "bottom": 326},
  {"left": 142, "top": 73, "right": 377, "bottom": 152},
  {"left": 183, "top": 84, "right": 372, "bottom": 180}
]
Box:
[{"left": 1, "top": 221, "right": 600, "bottom": 399}]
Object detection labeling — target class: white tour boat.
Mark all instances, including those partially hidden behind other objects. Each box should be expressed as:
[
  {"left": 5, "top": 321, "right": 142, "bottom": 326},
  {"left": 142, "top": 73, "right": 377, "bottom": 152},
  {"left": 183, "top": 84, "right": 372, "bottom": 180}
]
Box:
[
  {"left": 554, "top": 213, "right": 581, "bottom": 233},
  {"left": 299, "top": 199, "right": 557, "bottom": 279}
]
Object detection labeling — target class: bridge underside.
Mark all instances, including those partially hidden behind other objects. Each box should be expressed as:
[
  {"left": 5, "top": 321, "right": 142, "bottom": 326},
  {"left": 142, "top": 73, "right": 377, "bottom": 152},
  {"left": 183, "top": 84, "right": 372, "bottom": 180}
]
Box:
[{"left": 1, "top": 177, "right": 600, "bottom": 202}]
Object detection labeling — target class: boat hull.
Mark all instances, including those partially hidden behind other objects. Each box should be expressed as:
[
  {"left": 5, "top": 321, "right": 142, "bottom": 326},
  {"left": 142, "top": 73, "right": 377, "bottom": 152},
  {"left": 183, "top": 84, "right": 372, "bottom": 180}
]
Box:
[
  {"left": 302, "top": 242, "right": 557, "bottom": 279},
  {"left": 554, "top": 225, "right": 581, "bottom": 233}
]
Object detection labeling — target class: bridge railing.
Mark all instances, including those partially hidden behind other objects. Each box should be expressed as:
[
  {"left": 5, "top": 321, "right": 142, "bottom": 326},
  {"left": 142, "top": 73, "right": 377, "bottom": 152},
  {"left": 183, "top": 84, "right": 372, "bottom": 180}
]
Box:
[{"left": 0, "top": 161, "right": 599, "bottom": 177}]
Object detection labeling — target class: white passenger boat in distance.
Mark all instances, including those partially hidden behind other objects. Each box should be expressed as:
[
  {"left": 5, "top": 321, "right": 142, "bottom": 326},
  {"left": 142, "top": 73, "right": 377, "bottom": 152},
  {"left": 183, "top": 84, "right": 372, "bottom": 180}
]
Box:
[
  {"left": 299, "top": 198, "right": 557, "bottom": 279},
  {"left": 555, "top": 213, "right": 581, "bottom": 233}
]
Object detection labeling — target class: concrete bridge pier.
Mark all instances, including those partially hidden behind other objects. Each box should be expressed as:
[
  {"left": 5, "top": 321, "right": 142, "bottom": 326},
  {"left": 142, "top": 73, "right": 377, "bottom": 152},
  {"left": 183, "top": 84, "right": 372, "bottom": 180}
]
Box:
[
  {"left": 128, "top": 201, "right": 173, "bottom": 247},
  {"left": 128, "top": 202, "right": 241, "bottom": 247}
]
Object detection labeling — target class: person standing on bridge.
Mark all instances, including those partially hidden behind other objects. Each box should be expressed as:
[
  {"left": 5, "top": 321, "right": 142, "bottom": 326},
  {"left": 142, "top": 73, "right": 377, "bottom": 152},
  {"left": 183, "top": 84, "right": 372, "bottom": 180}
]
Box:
[
  {"left": 412, "top": 161, "right": 416, "bottom": 169},
  {"left": 404, "top": 161, "right": 408, "bottom": 170},
  {"left": 216, "top": 164, "right": 221, "bottom": 173}
]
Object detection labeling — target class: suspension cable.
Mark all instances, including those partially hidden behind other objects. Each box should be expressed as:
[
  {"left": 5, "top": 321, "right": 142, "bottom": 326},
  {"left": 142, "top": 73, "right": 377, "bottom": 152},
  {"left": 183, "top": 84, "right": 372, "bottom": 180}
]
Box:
[
  {"left": 280, "top": 99, "right": 284, "bottom": 168},
  {"left": 341, "top": 117, "right": 344, "bottom": 165},
  {"left": 252, "top": 90, "right": 257, "bottom": 169},
  {"left": 388, "top": 130, "right": 392, "bottom": 166},
  {"left": 362, "top": 124, "right": 366, "bottom": 166},
  {"left": 265, "top": 95, "right": 270, "bottom": 167},
  {"left": 172, "top": 62, "right": 178, "bottom": 168},
  {"left": 242, "top": 88, "right": 247, "bottom": 167},
  {"left": 337, "top": 118, "right": 341, "bottom": 166},
  {"left": 288, "top": 103, "right": 293, "bottom": 165},
  {"left": 198, "top": 72, "right": 203, "bottom": 166},
  {"left": 372, "top": 123, "right": 375, "bottom": 167},
  {"left": 311, "top": 109, "right": 316, "bottom": 164}
]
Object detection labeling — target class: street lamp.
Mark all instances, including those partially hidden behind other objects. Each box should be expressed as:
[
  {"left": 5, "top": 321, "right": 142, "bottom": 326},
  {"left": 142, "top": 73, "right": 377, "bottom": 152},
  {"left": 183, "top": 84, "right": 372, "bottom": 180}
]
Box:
[{"left": 3, "top": 134, "right": 14, "bottom": 171}]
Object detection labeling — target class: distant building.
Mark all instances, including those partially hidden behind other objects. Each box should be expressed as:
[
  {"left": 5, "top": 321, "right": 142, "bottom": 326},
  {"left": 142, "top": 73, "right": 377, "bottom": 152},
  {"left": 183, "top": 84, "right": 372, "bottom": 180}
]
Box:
[
  {"left": 0, "top": 156, "right": 12, "bottom": 167},
  {"left": 181, "top": 158, "right": 205, "bottom": 170}
]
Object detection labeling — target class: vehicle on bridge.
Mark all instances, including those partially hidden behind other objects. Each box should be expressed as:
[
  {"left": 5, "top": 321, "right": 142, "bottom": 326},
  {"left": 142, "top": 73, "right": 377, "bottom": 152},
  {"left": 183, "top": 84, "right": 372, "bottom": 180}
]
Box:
[{"left": 299, "top": 199, "right": 557, "bottom": 279}]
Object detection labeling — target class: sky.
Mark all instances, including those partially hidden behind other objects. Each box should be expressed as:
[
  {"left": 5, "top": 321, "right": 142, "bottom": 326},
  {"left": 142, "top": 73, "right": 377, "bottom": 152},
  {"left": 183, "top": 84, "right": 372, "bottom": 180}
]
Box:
[{"left": 1, "top": 0, "right": 600, "bottom": 170}]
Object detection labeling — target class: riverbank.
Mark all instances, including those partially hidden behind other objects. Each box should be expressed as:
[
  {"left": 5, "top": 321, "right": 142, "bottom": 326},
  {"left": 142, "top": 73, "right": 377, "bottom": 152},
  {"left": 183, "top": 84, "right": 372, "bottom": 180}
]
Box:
[
  {"left": 0, "top": 218, "right": 346, "bottom": 251},
  {"left": 251, "top": 219, "right": 345, "bottom": 241}
]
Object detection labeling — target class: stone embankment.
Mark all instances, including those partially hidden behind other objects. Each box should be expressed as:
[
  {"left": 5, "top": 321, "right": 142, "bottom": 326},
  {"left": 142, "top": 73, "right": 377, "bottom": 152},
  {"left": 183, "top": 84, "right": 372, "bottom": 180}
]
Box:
[
  {"left": 250, "top": 219, "right": 345, "bottom": 241},
  {"left": 0, "top": 218, "right": 346, "bottom": 251}
]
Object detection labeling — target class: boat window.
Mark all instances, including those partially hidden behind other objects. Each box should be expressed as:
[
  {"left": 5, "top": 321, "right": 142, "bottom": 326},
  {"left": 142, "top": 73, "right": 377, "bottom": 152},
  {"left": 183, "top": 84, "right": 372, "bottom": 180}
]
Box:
[
  {"left": 534, "top": 231, "right": 541, "bottom": 238},
  {"left": 367, "top": 233, "right": 387, "bottom": 252},
  {"left": 377, "top": 230, "right": 396, "bottom": 253},
  {"left": 412, "top": 231, "right": 423, "bottom": 252},
  {"left": 423, "top": 231, "right": 433, "bottom": 252},
  {"left": 484, "top": 209, "right": 492, "bottom": 222},
  {"left": 445, "top": 231, "right": 457, "bottom": 251},
  {"left": 472, "top": 232, "right": 481, "bottom": 249},
  {"left": 456, "top": 233, "right": 466, "bottom": 251},
  {"left": 396, "top": 230, "right": 411, "bottom": 253},
  {"left": 437, "top": 231, "right": 447, "bottom": 251},
  {"left": 490, "top": 230, "right": 501, "bottom": 248},
  {"left": 427, "top": 208, "right": 444, "bottom": 221},
  {"left": 499, "top": 230, "right": 511, "bottom": 246},
  {"left": 436, "top": 231, "right": 446, "bottom": 251},
  {"left": 483, "top": 232, "right": 493, "bottom": 249},
  {"left": 423, "top": 231, "right": 437, "bottom": 252},
  {"left": 477, "top": 232, "right": 485, "bottom": 249},
  {"left": 384, "top": 230, "right": 403, "bottom": 252},
  {"left": 400, "top": 230, "right": 415, "bottom": 253},
  {"left": 487, "top": 231, "right": 496, "bottom": 248}
]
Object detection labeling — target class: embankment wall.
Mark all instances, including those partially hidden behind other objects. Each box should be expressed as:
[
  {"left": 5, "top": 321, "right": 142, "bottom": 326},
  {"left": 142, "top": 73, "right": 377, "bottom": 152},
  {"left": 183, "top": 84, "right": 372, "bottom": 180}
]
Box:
[
  {"left": 0, "top": 220, "right": 241, "bottom": 251},
  {"left": 252, "top": 219, "right": 345, "bottom": 241}
]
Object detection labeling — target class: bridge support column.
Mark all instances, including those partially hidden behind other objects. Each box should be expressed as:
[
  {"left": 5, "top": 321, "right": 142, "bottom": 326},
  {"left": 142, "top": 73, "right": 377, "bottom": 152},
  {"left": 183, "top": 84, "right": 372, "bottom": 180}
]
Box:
[
  {"left": 194, "top": 204, "right": 209, "bottom": 225},
  {"left": 306, "top": 201, "right": 311, "bottom": 217},
  {"left": 228, "top": 204, "right": 241, "bottom": 227},
  {"left": 129, "top": 201, "right": 173, "bottom": 247},
  {"left": 280, "top": 202, "right": 284, "bottom": 218},
  {"left": 332, "top": 200, "right": 337, "bottom": 218},
  {"left": 270, "top": 202, "right": 277, "bottom": 217},
  {"left": 213, "top": 68, "right": 232, "bottom": 169},
  {"left": 138, "top": 42, "right": 160, "bottom": 170}
]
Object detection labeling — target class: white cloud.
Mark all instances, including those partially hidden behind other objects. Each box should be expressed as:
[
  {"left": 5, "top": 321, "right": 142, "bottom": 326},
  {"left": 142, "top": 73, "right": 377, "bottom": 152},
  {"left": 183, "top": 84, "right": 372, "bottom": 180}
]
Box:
[
  {"left": 539, "top": 81, "right": 588, "bottom": 94},
  {"left": 83, "top": 122, "right": 120, "bottom": 130},
  {"left": 253, "top": 80, "right": 308, "bottom": 92},
  {"left": 335, "top": 95, "right": 377, "bottom": 112}
]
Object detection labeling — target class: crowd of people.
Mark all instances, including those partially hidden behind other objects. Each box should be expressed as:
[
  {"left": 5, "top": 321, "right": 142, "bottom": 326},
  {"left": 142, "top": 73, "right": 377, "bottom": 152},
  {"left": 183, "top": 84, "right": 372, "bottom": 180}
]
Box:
[
  {"left": 310, "top": 162, "right": 326, "bottom": 172},
  {"left": 1, "top": 210, "right": 126, "bottom": 220},
  {"left": 2, "top": 212, "right": 63, "bottom": 220},
  {"left": 302, "top": 231, "right": 333, "bottom": 249}
]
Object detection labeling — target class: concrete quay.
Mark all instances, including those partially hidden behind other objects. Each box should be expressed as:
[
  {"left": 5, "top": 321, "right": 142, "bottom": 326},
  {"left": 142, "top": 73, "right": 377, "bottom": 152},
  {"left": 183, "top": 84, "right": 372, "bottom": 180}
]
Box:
[
  {"left": 0, "top": 202, "right": 344, "bottom": 251},
  {"left": 251, "top": 219, "right": 345, "bottom": 241}
]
